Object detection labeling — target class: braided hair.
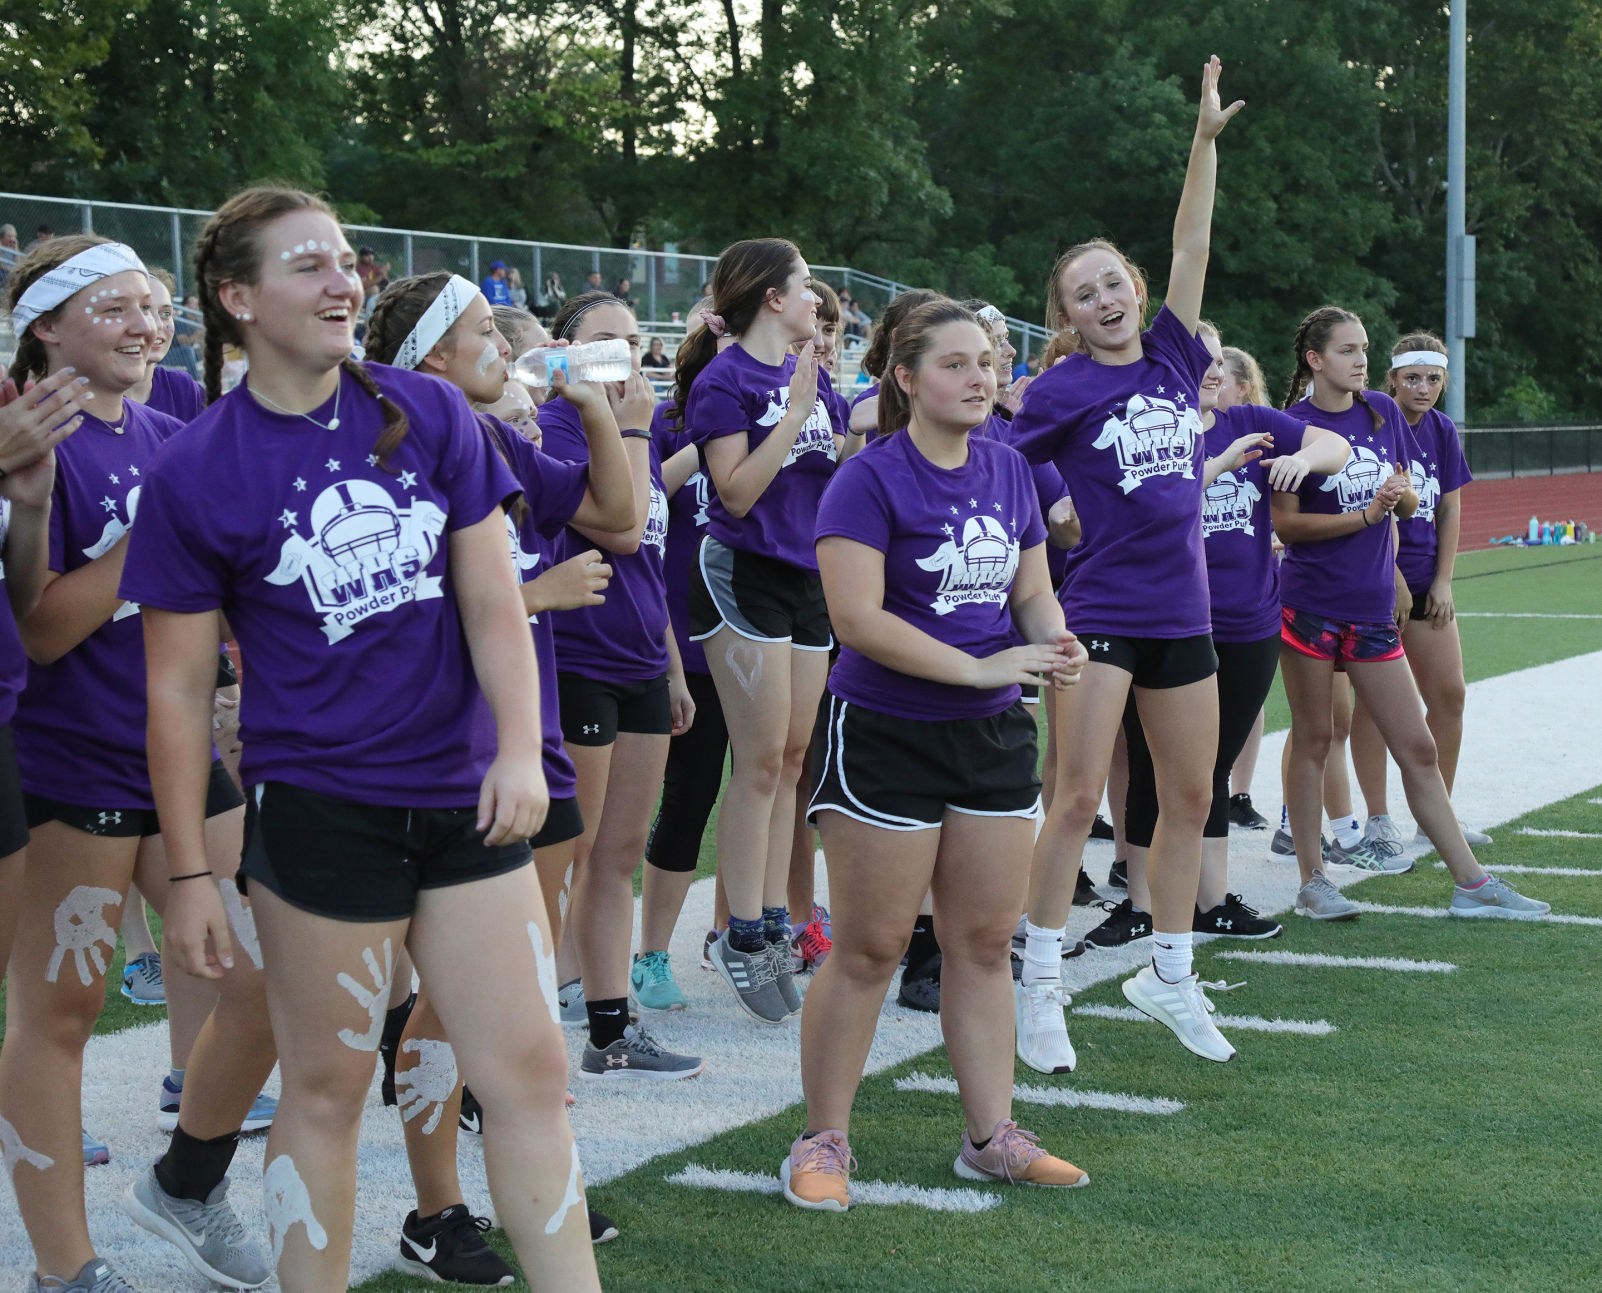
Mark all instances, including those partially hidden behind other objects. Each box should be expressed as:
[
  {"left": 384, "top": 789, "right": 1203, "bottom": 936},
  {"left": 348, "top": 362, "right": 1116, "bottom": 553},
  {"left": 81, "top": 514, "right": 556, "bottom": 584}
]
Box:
[{"left": 1282, "top": 306, "right": 1382, "bottom": 430}]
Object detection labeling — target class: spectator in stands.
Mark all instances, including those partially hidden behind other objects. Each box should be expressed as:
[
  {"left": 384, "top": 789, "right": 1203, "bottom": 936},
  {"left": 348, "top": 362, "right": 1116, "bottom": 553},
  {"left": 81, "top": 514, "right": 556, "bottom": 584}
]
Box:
[
  {"left": 356, "top": 245, "right": 390, "bottom": 296},
  {"left": 539, "top": 272, "right": 566, "bottom": 318},
  {"left": 482, "top": 259, "right": 514, "bottom": 306},
  {"left": 586, "top": 269, "right": 604, "bottom": 292},
  {"left": 840, "top": 292, "right": 870, "bottom": 341},
  {"left": 172, "top": 293, "right": 204, "bottom": 376},
  {"left": 641, "top": 336, "right": 672, "bottom": 370},
  {"left": 0, "top": 223, "right": 16, "bottom": 290},
  {"left": 27, "top": 223, "right": 52, "bottom": 248},
  {"left": 613, "top": 277, "right": 637, "bottom": 310},
  {"left": 508, "top": 266, "right": 529, "bottom": 309}
]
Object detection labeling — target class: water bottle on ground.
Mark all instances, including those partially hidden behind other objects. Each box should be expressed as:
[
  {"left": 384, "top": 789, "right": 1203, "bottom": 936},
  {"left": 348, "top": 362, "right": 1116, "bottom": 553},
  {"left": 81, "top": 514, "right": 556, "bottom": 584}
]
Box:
[{"left": 511, "top": 339, "right": 632, "bottom": 387}]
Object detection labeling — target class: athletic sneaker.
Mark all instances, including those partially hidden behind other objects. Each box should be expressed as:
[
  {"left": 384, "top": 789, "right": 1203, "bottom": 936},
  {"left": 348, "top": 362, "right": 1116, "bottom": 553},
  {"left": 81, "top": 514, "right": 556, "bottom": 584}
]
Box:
[
  {"left": 629, "top": 950, "right": 688, "bottom": 1012},
  {"left": 120, "top": 953, "right": 164, "bottom": 1006},
  {"left": 1294, "top": 869, "right": 1360, "bottom": 921},
  {"left": 558, "top": 978, "right": 586, "bottom": 1027},
  {"left": 1014, "top": 980, "right": 1075, "bottom": 1075},
  {"left": 792, "top": 906, "right": 833, "bottom": 970},
  {"left": 1364, "top": 814, "right": 1405, "bottom": 850},
  {"left": 1271, "top": 828, "right": 1334, "bottom": 866},
  {"left": 1194, "top": 894, "right": 1282, "bottom": 939},
  {"left": 1330, "top": 835, "right": 1414, "bottom": 874},
  {"left": 709, "top": 931, "right": 790, "bottom": 1025},
  {"left": 457, "top": 1086, "right": 483, "bottom": 1135},
  {"left": 398, "top": 1205, "right": 513, "bottom": 1287},
  {"left": 82, "top": 1128, "right": 110, "bottom": 1167},
  {"left": 158, "top": 1074, "right": 276, "bottom": 1135},
  {"left": 897, "top": 965, "right": 941, "bottom": 1013},
  {"left": 589, "top": 1207, "right": 619, "bottom": 1245},
  {"left": 1121, "top": 965, "right": 1236, "bottom": 1063},
  {"left": 1089, "top": 813, "right": 1115, "bottom": 841},
  {"left": 1449, "top": 874, "right": 1550, "bottom": 919},
  {"left": 781, "top": 1129, "right": 854, "bottom": 1211},
  {"left": 1229, "top": 792, "right": 1270, "bottom": 831},
  {"left": 769, "top": 940, "right": 803, "bottom": 1015},
  {"left": 26, "top": 1258, "right": 141, "bottom": 1292},
  {"left": 1416, "top": 822, "right": 1494, "bottom": 848},
  {"left": 1084, "top": 898, "right": 1152, "bottom": 949},
  {"left": 1107, "top": 857, "right": 1127, "bottom": 889},
  {"left": 954, "top": 1119, "right": 1087, "bottom": 1187},
  {"left": 580, "top": 1023, "right": 705, "bottom": 1081},
  {"left": 700, "top": 928, "right": 720, "bottom": 971},
  {"left": 124, "top": 1167, "right": 269, "bottom": 1290},
  {"left": 1072, "top": 869, "right": 1098, "bottom": 906}
]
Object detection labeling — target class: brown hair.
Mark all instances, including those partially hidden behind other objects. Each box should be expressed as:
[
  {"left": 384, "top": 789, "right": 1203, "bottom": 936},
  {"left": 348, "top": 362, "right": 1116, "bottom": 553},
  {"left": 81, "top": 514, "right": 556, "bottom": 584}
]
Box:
[
  {"left": 1043, "top": 239, "right": 1150, "bottom": 355},
  {"left": 492, "top": 304, "right": 544, "bottom": 356},
  {"left": 551, "top": 289, "right": 633, "bottom": 343},
  {"left": 148, "top": 266, "right": 177, "bottom": 295},
  {"left": 811, "top": 279, "right": 840, "bottom": 327},
  {"left": 672, "top": 238, "right": 802, "bottom": 419},
  {"left": 876, "top": 297, "right": 991, "bottom": 438},
  {"left": 1037, "top": 329, "right": 1079, "bottom": 370},
  {"left": 6, "top": 234, "right": 115, "bottom": 384},
  {"left": 861, "top": 288, "right": 941, "bottom": 382},
  {"left": 1385, "top": 330, "right": 1449, "bottom": 398},
  {"left": 1282, "top": 305, "right": 1381, "bottom": 430},
  {"left": 1220, "top": 345, "right": 1268, "bottom": 406},
  {"left": 363, "top": 272, "right": 458, "bottom": 366},
  {"left": 193, "top": 185, "right": 409, "bottom": 468}
]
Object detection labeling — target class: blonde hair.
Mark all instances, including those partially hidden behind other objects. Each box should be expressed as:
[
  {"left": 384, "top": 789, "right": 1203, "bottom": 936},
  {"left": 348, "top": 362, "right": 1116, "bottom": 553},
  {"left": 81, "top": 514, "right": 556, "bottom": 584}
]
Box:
[
  {"left": 1044, "top": 239, "right": 1150, "bottom": 353},
  {"left": 1220, "top": 345, "right": 1267, "bottom": 405}
]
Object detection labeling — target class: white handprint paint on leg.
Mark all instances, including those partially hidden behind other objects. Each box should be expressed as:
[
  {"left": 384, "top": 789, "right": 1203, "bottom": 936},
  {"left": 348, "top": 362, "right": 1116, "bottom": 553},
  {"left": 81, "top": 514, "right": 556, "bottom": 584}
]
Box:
[
  {"left": 263, "top": 1154, "right": 328, "bottom": 1267},
  {"left": 527, "top": 920, "right": 561, "bottom": 1026},
  {"left": 0, "top": 1111, "right": 54, "bottom": 1180},
  {"left": 336, "top": 937, "right": 394, "bottom": 1051},
  {"left": 218, "top": 880, "right": 263, "bottom": 970},
  {"left": 44, "top": 886, "right": 122, "bottom": 986},
  {"left": 395, "top": 1038, "right": 458, "bottom": 1135},
  {"left": 544, "top": 1140, "right": 585, "bottom": 1236}
]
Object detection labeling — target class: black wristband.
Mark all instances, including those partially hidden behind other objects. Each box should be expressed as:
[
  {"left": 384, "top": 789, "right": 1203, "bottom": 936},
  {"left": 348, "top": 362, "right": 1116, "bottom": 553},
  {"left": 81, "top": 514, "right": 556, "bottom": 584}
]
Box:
[
  {"left": 623, "top": 429, "right": 651, "bottom": 439},
  {"left": 170, "top": 870, "right": 214, "bottom": 883}
]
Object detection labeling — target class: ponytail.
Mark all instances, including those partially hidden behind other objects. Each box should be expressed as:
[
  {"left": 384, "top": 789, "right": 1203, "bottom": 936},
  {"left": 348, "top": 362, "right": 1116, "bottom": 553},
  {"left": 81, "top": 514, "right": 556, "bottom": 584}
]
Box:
[{"left": 875, "top": 297, "right": 983, "bottom": 439}]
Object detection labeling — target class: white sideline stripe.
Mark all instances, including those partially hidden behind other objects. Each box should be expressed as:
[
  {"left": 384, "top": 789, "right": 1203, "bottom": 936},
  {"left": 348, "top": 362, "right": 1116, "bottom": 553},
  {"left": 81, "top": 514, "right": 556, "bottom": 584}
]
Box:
[
  {"left": 1213, "top": 949, "right": 1457, "bottom": 973},
  {"left": 1518, "top": 827, "right": 1602, "bottom": 839},
  {"left": 666, "top": 1164, "right": 1002, "bottom": 1212},
  {"left": 1354, "top": 900, "right": 1602, "bottom": 927},
  {"left": 1456, "top": 612, "right": 1602, "bottom": 619},
  {"left": 1589, "top": 798, "right": 1602, "bottom": 805},
  {"left": 895, "top": 1071, "right": 1183, "bottom": 1115},
  {"left": 1432, "top": 861, "right": 1602, "bottom": 877},
  {"left": 1071, "top": 1004, "right": 1337, "bottom": 1035}
]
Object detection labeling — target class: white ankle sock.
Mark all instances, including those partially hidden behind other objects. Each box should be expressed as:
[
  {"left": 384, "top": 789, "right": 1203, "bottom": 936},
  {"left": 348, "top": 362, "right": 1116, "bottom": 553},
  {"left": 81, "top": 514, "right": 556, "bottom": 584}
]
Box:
[
  {"left": 1151, "top": 930, "right": 1193, "bottom": 983},
  {"left": 1022, "top": 922, "right": 1064, "bottom": 986},
  {"left": 1333, "top": 816, "right": 1363, "bottom": 848}
]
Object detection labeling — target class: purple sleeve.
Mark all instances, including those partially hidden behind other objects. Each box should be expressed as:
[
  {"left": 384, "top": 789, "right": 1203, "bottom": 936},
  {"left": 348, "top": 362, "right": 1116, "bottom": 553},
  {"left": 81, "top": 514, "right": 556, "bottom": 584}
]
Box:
[
  {"left": 1013, "top": 458, "right": 1049, "bottom": 551},
  {"left": 815, "top": 456, "right": 893, "bottom": 553},
  {"left": 1006, "top": 370, "right": 1064, "bottom": 466},
  {"left": 1437, "top": 413, "right": 1473, "bottom": 492},
  {"left": 438, "top": 387, "right": 521, "bottom": 531},
  {"left": 1142, "top": 305, "right": 1214, "bottom": 388},
  {"left": 1241, "top": 404, "right": 1309, "bottom": 458},
  {"left": 493, "top": 418, "right": 587, "bottom": 539},
  {"left": 119, "top": 459, "right": 227, "bottom": 611},
  {"left": 684, "top": 367, "right": 753, "bottom": 445}
]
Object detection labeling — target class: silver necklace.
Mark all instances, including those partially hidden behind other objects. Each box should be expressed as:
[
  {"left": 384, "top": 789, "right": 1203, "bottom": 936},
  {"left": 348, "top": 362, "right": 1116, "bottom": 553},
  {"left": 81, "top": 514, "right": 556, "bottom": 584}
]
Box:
[{"left": 248, "top": 376, "right": 342, "bottom": 430}]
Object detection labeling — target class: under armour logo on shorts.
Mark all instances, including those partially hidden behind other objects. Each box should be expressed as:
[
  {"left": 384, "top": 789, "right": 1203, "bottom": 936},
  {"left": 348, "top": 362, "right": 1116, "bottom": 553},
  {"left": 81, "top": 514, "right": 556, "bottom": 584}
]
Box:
[
  {"left": 583, "top": 724, "right": 601, "bottom": 735},
  {"left": 1089, "top": 640, "right": 1110, "bottom": 652},
  {"left": 97, "top": 812, "right": 122, "bottom": 828}
]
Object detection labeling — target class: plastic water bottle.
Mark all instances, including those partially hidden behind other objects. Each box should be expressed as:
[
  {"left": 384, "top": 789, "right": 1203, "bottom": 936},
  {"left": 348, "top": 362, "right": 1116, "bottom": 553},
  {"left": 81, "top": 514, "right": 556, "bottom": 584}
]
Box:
[
  {"left": 1528, "top": 515, "right": 1540, "bottom": 543},
  {"left": 510, "top": 339, "right": 632, "bottom": 388}
]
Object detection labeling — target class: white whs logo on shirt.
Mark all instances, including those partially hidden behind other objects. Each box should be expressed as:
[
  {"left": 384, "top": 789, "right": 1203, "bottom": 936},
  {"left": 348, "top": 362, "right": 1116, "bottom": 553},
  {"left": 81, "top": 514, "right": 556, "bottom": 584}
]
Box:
[
  {"left": 505, "top": 513, "right": 543, "bottom": 623},
  {"left": 1092, "top": 392, "right": 1201, "bottom": 494},
  {"left": 85, "top": 484, "right": 144, "bottom": 622},
  {"left": 1319, "top": 444, "right": 1387, "bottom": 513},
  {"left": 1202, "top": 471, "right": 1263, "bottom": 538},
  {"left": 643, "top": 480, "right": 669, "bottom": 558},
  {"left": 755, "top": 389, "right": 837, "bottom": 466},
  {"left": 267, "top": 477, "right": 445, "bottom": 643},
  {"left": 915, "top": 508, "right": 1019, "bottom": 616},
  {"left": 1408, "top": 458, "right": 1441, "bottom": 522}
]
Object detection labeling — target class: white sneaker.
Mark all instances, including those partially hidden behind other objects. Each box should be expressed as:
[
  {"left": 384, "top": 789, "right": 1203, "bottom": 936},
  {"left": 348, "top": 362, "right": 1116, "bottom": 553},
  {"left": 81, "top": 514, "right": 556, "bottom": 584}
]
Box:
[
  {"left": 1014, "top": 980, "right": 1076, "bottom": 1075},
  {"left": 1120, "top": 964, "right": 1236, "bottom": 1063}
]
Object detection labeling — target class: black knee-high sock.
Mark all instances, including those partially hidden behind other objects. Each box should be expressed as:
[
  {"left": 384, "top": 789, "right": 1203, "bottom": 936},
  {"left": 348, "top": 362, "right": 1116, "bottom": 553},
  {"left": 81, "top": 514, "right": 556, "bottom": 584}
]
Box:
[
  {"left": 905, "top": 916, "right": 940, "bottom": 980},
  {"left": 156, "top": 1126, "right": 240, "bottom": 1202}
]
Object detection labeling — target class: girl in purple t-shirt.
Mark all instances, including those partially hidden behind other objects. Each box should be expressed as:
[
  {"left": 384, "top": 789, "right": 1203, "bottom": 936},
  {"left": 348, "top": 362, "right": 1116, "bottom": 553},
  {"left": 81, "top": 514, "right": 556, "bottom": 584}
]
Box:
[
  {"left": 784, "top": 299, "right": 1089, "bottom": 1211},
  {"left": 1008, "top": 58, "right": 1244, "bottom": 1069},
  {"left": 1347, "top": 332, "right": 1486, "bottom": 852},
  {"left": 130, "top": 267, "right": 208, "bottom": 424},
  {"left": 677, "top": 237, "right": 840, "bottom": 1025},
  {"left": 118, "top": 188, "right": 601, "bottom": 1291},
  {"left": 1275, "top": 307, "right": 1546, "bottom": 923}
]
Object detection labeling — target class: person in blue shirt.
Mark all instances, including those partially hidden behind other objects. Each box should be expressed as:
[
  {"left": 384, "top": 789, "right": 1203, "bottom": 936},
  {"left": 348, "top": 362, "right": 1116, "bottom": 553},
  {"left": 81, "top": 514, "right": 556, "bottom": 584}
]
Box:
[{"left": 482, "top": 260, "right": 513, "bottom": 307}]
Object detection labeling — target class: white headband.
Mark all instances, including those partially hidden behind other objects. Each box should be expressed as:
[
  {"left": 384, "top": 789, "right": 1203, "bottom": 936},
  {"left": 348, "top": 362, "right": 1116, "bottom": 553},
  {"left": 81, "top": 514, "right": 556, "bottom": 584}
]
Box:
[
  {"left": 10, "top": 242, "right": 147, "bottom": 333},
  {"left": 1391, "top": 350, "right": 1448, "bottom": 371},
  {"left": 394, "top": 275, "right": 479, "bottom": 370}
]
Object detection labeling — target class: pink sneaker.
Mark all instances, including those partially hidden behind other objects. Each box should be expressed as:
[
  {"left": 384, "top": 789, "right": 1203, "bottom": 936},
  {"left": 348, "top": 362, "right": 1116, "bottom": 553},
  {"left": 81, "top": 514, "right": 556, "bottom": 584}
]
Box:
[
  {"left": 954, "top": 1118, "right": 1087, "bottom": 1188},
  {"left": 781, "top": 1129, "right": 854, "bottom": 1211},
  {"left": 793, "top": 910, "right": 832, "bottom": 971}
]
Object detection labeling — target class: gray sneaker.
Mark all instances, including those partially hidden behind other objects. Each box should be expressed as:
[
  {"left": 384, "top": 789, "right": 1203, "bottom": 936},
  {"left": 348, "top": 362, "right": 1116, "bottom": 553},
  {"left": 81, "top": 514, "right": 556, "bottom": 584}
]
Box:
[
  {"left": 768, "top": 939, "right": 802, "bottom": 1016},
  {"left": 1417, "top": 821, "right": 1494, "bottom": 848},
  {"left": 580, "top": 1023, "right": 705, "bottom": 1081},
  {"left": 558, "top": 977, "right": 586, "bottom": 1027},
  {"left": 1330, "top": 835, "right": 1413, "bottom": 874},
  {"left": 710, "top": 931, "right": 790, "bottom": 1025},
  {"left": 1363, "top": 814, "right": 1405, "bottom": 850},
  {"left": 123, "top": 1167, "right": 269, "bottom": 1289},
  {"left": 28, "top": 1258, "right": 142, "bottom": 1293},
  {"left": 1449, "top": 874, "right": 1550, "bottom": 920},
  {"left": 1294, "top": 869, "right": 1360, "bottom": 921},
  {"left": 1271, "top": 828, "right": 1333, "bottom": 866}
]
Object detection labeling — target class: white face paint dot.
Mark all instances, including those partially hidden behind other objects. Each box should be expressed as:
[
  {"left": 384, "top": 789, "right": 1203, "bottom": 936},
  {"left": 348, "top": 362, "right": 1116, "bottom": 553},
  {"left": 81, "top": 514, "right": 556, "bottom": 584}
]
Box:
[
  {"left": 92, "top": 318, "right": 102, "bottom": 325},
  {"left": 85, "top": 306, "right": 93, "bottom": 313},
  {"left": 281, "top": 251, "right": 292, "bottom": 260},
  {"left": 319, "top": 241, "right": 331, "bottom": 251},
  {"left": 293, "top": 243, "right": 306, "bottom": 255}
]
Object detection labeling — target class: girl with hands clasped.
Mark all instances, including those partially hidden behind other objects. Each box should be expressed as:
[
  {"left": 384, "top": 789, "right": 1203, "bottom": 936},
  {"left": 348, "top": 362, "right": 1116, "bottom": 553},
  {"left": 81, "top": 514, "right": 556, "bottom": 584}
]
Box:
[
  {"left": 1275, "top": 307, "right": 1547, "bottom": 924},
  {"left": 782, "top": 299, "right": 1088, "bottom": 1214}
]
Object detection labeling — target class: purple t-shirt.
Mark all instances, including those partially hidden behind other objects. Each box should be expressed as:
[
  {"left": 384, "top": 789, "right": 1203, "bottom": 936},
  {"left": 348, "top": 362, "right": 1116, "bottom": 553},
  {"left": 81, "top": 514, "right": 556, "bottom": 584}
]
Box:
[
  {"left": 485, "top": 417, "right": 588, "bottom": 799},
  {"left": 654, "top": 403, "right": 711, "bottom": 675},
  {"left": 1280, "top": 391, "right": 1417, "bottom": 625},
  {"left": 1009, "top": 305, "right": 1213, "bottom": 639},
  {"left": 684, "top": 344, "right": 841, "bottom": 571},
  {"left": 148, "top": 365, "right": 207, "bottom": 423},
  {"left": 1397, "top": 407, "right": 1472, "bottom": 591},
  {"left": 0, "top": 502, "right": 32, "bottom": 728},
  {"left": 539, "top": 396, "right": 670, "bottom": 682},
  {"left": 817, "top": 431, "right": 1047, "bottom": 721},
  {"left": 14, "top": 402, "right": 184, "bottom": 806},
  {"left": 119, "top": 365, "right": 520, "bottom": 807},
  {"left": 1202, "top": 405, "right": 1308, "bottom": 643}
]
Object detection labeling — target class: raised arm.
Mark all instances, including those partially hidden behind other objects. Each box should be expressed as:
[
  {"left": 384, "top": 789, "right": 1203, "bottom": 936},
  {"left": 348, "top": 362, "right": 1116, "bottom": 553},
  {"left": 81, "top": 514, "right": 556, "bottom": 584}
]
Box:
[
  {"left": 705, "top": 343, "right": 819, "bottom": 517},
  {"left": 1167, "top": 56, "right": 1244, "bottom": 334}
]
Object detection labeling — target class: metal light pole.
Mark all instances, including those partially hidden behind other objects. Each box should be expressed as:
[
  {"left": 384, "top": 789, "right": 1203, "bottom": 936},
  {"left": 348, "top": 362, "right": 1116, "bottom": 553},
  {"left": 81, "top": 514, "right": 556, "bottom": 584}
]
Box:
[{"left": 1445, "top": 0, "right": 1474, "bottom": 422}]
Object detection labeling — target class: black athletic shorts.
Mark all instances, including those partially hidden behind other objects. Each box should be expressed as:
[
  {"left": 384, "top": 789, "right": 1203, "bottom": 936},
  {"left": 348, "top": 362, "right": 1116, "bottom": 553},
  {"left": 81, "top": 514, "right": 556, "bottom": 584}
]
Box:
[
  {"left": 529, "top": 795, "right": 583, "bottom": 850},
  {"left": 690, "top": 536, "right": 832, "bottom": 650},
  {"left": 809, "top": 694, "right": 1040, "bottom": 830},
  {"left": 1408, "top": 589, "right": 1434, "bottom": 623},
  {"left": 239, "top": 781, "right": 533, "bottom": 922},
  {"left": 24, "top": 759, "right": 244, "bottom": 839},
  {"left": 557, "top": 671, "right": 672, "bottom": 746},
  {"left": 0, "top": 726, "right": 29, "bottom": 857},
  {"left": 1080, "top": 632, "right": 1217, "bottom": 690}
]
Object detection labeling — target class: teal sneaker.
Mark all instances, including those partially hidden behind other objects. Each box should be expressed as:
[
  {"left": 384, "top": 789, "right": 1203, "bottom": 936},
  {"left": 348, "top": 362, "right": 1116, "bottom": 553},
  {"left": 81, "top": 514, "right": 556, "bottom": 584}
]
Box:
[{"left": 630, "top": 950, "right": 688, "bottom": 1012}]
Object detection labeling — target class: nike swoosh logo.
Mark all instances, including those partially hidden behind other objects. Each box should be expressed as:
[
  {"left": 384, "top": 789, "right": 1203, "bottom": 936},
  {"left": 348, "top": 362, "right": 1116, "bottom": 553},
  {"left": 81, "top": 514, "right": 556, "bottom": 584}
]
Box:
[
  {"left": 406, "top": 1236, "right": 439, "bottom": 1262},
  {"left": 595, "top": 1009, "right": 623, "bottom": 1016},
  {"left": 460, "top": 1112, "right": 481, "bottom": 1134}
]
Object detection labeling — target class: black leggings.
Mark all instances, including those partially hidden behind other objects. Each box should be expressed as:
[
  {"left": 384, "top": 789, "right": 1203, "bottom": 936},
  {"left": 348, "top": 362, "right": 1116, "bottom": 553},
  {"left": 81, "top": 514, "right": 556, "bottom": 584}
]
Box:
[
  {"left": 1124, "top": 633, "right": 1280, "bottom": 846},
  {"left": 644, "top": 670, "right": 728, "bottom": 872}
]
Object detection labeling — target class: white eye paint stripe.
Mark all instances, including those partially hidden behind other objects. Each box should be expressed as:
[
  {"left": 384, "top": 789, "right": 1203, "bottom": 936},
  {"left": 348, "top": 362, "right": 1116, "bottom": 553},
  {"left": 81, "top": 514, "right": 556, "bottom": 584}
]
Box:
[
  {"left": 395, "top": 1037, "right": 458, "bottom": 1135},
  {"left": 264, "top": 1154, "right": 329, "bottom": 1267},
  {"left": 475, "top": 338, "right": 499, "bottom": 377},
  {"left": 0, "top": 1111, "right": 55, "bottom": 1180},
  {"left": 45, "top": 885, "right": 122, "bottom": 985},
  {"left": 335, "top": 937, "right": 394, "bottom": 1051},
  {"left": 394, "top": 275, "right": 480, "bottom": 371},
  {"left": 12, "top": 243, "right": 147, "bottom": 332}
]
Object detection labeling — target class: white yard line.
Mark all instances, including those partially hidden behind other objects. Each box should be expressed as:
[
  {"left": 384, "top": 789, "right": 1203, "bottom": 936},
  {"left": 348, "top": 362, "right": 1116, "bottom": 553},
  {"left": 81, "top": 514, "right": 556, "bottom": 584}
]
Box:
[
  {"left": 665, "top": 1164, "right": 1003, "bottom": 1212},
  {"left": 1350, "top": 900, "right": 1602, "bottom": 927},
  {"left": 895, "top": 1072, "right": 1184, "bottom": 1115},
  {"left": 1454, "top": 612, "right": 1602, "bottom": 619},
  {"left": 1212, "top": 949, "right": 1457, "bottom": 973},
  {"left": 1518, "top": 827, "right": 1602, "bottom": 839},
  {"left": 1432, "top": 862, "right": 1602, "bottom": 877},
  {"left": 1071, "top": 1003, "right": 1338, "bottom": 1035}
]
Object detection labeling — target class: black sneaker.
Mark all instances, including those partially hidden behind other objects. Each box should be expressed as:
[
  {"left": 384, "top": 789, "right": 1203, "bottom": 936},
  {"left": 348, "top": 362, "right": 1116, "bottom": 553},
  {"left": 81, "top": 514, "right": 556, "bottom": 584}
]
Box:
[
  {"left": 589, "top": 1206, "right": 619, "bottom": 1245},
  {"left": 1107, "top": 858, "right": 1128, "bottom": 889},
  {"left": 1072, "top": 869, "right": 1098, "bottom": 906},
  {"left": 1195, "top": 894, "right": 1283, "bottom": 939},
  {"left": 379, "top": 992, "right": 417, "bottom": 1107},
  {"left": 1089, "top": 813, "right": 1115, "bottom": 841},
  {"left": 399, "top": 1205, "right": 515, "bottom": 1287},
  {"left": 1229, "top": 793, "right": 1270, "bottom": 831},
  {"left": 458, "top": 1086, "right": 482, "bottom": 1135},
  {"left": 897, "top": 954, "right": 941, "bottom": 1012},
  {"left": 1084, "top": 898, "right": 1152, "bottom": 949}
]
